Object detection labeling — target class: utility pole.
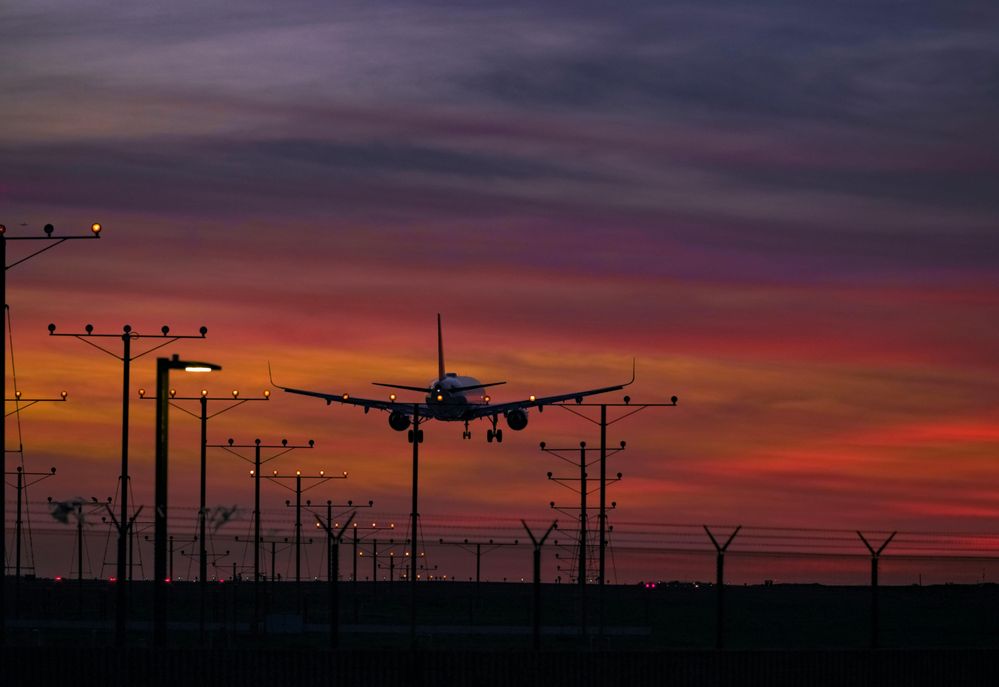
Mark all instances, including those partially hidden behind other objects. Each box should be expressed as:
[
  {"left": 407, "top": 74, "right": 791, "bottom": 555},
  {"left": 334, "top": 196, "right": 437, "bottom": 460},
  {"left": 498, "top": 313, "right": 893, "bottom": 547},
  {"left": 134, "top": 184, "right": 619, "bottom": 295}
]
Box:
[
  {"left": 211, "top": 437, "right": 314, "bottom": 632},
  {"left": 315, "top": 511, "right": 356, "bottom": 649},
  {"left": 49, "top": 321, "right": 208, "bottom": 646},
  {"left": 704, "top": 525, "right": 741, "bottom": 649},
  {"left": 858, "top": 530, "right": 896, "bottom": 649},
  {"left": 522, "top": 520, "right": 558, "bottom": 651},
  {"left": 2, "top": 221, "right": 101, "bottom": 643}
]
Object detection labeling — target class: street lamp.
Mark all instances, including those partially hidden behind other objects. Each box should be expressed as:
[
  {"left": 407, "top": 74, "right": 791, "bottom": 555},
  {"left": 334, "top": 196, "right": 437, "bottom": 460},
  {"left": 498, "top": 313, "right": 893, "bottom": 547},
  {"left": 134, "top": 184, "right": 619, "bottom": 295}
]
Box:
[{"left": 153, "top": 354, "right": 220, "bottom": 647}]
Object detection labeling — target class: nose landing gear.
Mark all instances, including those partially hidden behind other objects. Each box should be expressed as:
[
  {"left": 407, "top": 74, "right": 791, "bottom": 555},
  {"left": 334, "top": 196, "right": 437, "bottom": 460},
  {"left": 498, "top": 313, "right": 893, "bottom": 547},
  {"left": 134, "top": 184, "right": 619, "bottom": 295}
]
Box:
[{"left": 462, "top": 421, "right": 471, "bottom": 440}]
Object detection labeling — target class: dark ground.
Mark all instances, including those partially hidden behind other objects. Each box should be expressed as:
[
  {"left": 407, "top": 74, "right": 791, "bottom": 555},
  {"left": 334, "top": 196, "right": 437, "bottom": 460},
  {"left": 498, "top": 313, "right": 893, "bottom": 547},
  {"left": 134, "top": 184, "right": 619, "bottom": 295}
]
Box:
[
  {"left": 6, "top": 577, "right": 999, "bottom": 649},
  {"left": 5, "top": 580, "right": 999, "bottom": 686}
]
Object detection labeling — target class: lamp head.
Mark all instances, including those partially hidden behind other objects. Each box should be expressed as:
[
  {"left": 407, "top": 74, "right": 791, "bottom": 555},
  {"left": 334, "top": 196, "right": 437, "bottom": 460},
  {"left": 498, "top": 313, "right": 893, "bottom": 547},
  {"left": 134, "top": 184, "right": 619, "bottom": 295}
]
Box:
[{"left": 91, "top": 222, "right": 101, "bottom": 235}]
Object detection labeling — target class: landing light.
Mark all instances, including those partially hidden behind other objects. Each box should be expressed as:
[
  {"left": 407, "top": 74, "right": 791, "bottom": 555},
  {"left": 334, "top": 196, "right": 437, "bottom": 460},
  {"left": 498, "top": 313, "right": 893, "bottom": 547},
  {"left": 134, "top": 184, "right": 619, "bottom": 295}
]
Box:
[
  {"left": 529, "top": 395, "right": 536, "bottom": 402},
  {"left": 484, "top": 395, "right": 490, "bottom": 403},
  {"left": 390, "top": 393, "right": 396, "bottom": 401},
  {"left": 342, "top": 393, "right": 349, "bottom": 400},
  {"left": 436, "top": 394, "right": 443, "bottom": 401}
]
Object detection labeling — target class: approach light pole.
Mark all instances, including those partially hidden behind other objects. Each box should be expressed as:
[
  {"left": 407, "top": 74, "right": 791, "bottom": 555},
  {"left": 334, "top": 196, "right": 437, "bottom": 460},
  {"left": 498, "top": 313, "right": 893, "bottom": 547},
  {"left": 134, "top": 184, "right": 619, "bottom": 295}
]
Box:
[
  {"left": 542, "top": 440, "right": 625, "bottom": 638},
  {"left": 552, "top": 394, "right": 678, "bottom": 639},
  {"left": 210, "top": 437, "right": 314, "bottom": 632},
  {"left": 49, "top": 321, "right": 208, "bottom": 646},
  {"left": 2, "top": 221, "right": 100, "bottom": 643},
  {"left": 311, "top": 498, "right": 373, "bottom": 583},
  {"left": 153, "top": 354, "right": 220, "bottom": 647},
  {"left": 5, "top": 393, "right": 66, "bottom": 618},
  {"left": 5, "top": 466, "right": 55, "bottom": 616},
  {"left": 142, "top": 387, "right": 268, "bottom": 639},
  {"left": 270, "top": 469, "right": 344, "bottom": 586},
  {"left": 407, "top": 404, "right": 424, "bottom": 647}
]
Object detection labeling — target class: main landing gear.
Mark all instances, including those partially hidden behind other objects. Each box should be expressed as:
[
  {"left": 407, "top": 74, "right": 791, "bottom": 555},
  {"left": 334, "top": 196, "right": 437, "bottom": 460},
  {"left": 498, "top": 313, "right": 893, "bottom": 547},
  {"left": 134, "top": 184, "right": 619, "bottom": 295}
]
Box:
[
  {"left": 486, "top": 415, "right": 503, "bottom": 443},
  {"left": 462, "top": 421, "right": 471, "bottom": 440}
]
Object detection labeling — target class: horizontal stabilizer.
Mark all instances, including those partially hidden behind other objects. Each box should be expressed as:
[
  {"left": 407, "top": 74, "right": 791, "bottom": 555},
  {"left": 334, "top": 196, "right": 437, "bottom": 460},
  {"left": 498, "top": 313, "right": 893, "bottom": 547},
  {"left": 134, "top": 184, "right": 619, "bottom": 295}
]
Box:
[
  {"left": 372, "top": 382, "right": 431, "bottom": 393},
  {"left": 447, "top": 381, "right": 506, "bottom": 393}
]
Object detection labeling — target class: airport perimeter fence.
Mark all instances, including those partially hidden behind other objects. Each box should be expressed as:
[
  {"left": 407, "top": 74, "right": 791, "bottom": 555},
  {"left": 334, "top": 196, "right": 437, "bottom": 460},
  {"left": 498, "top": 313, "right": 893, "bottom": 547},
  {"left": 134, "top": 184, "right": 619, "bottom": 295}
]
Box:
[{"left": 6, "top": 511, "right": 999, "bottom": 649}]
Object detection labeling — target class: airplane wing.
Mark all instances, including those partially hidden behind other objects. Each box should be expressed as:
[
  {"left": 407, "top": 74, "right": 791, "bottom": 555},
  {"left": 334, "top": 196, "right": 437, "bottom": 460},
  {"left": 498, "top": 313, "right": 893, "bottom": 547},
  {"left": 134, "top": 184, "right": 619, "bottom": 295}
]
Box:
[
  {"left": 466, "top": 363, "right": 635, "bottom": 418},
  {"left": 269, "top": 364, "right": 427, "bottom": 415}
]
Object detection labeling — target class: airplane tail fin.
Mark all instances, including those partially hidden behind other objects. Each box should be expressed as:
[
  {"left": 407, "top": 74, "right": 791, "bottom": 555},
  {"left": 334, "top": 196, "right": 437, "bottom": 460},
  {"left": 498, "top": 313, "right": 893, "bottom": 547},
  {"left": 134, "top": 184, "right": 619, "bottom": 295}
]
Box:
[{"left": 437, "top": 313, "right": 445, "bottom": 380}]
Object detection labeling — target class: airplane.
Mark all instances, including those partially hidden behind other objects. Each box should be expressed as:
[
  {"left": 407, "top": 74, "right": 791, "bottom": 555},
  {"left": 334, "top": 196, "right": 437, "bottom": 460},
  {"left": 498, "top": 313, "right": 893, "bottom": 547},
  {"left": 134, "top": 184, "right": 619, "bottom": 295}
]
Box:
[{"left": 270, "top": 314, "right": 634, "bottom": 442}]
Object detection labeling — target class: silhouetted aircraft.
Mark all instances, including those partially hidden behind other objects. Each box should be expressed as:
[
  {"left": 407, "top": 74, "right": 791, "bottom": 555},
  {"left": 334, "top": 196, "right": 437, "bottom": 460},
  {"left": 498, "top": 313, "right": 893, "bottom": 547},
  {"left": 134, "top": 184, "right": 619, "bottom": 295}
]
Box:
[{"left": 270, "top": 314, "right": 633, "bottom": 442}]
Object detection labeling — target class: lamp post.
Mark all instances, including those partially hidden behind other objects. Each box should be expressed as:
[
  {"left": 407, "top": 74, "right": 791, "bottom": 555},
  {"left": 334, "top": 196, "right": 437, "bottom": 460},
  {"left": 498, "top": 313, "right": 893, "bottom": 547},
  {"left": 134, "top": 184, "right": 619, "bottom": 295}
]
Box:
[
  {"left": 210, "top": 437, "right": 314, "bottom": 632},
  {"left": 153, "top": 354, "right": 220, "bottom": 647},
  {"left": 2, "top": 221, "right": 101, "bottom": 642},
  {"left": 49, "top": 322, "right": 208, "bottom": 646},
  {"left": 142, "top": 387, "right": 268, "bottom": 639}
]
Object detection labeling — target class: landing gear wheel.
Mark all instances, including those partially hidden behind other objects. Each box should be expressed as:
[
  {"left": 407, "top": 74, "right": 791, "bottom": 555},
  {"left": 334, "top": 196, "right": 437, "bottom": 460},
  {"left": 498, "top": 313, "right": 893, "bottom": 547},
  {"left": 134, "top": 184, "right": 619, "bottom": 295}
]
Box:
[
  {"left": 496, "top": 429, "right": 503, "bottom": 443},
  {"left": 462, "top": 431, "right": 471, "bottom": 440},
  {"left": 486, "top": 429, "right": 494, "bottom": 443}
]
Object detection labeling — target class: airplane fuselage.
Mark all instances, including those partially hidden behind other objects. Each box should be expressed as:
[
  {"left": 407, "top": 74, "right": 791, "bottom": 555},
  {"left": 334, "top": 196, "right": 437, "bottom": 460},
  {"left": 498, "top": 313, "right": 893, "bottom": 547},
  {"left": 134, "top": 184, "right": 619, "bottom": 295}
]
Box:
[{"left": 426, "top": 372, "right": 489, "bottom": 420}]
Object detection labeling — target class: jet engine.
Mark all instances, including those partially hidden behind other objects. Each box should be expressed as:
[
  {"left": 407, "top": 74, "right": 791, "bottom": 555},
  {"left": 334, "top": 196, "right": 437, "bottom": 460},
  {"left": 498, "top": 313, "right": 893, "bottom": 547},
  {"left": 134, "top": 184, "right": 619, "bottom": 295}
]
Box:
[
  {"left": 505, "top": 409, "right": 528, "bottom": 431},
  {"left": 388, "top": 411, "right": 411, "bottom": 432}
]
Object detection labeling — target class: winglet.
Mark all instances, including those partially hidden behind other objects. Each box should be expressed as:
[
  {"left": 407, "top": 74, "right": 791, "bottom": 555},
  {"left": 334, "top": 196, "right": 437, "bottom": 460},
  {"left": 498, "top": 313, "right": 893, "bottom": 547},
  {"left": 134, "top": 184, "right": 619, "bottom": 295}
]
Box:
[
  {"left": 267, "top": 361, "right": 283, "bottom": 390},
  {"left": 626, "top": 358, "right": 637, "bottom": 386}
]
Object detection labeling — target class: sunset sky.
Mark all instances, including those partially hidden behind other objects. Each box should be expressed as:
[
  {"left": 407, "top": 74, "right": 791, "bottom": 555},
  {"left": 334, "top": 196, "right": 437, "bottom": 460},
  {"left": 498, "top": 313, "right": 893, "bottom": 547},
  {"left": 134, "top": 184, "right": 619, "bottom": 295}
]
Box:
[{"left": 3, "top": 0, "right": 998, "bottom": 584}]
